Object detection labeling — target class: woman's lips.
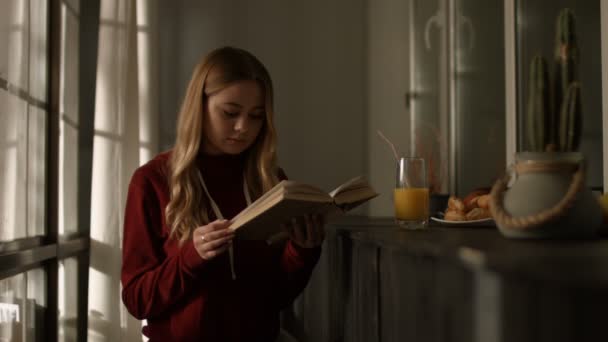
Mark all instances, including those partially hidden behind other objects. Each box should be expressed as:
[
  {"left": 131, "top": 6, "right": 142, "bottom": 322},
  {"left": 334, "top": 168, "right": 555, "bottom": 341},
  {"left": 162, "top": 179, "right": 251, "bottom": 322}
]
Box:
[{"left": 227, "top": 138, "right": 246, "bottom": 144}]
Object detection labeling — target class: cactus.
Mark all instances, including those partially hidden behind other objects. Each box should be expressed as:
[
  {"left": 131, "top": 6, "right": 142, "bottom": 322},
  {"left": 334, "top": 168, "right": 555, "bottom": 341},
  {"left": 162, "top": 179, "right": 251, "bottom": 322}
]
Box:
[
  {"left": 554, "top": 8, "right": 579, "bottom": 66},
  {"left": 558, "top": 82, "right": 582, "bottom": 151},
  {"left": 552, "top": 8, "right": 578, "bottom": 146},
  {"left": 526, "top": 8, "right": 582, "bottom": 152},
  {"left": 526, "top": 55, "right": 551, "bottom": 152}
]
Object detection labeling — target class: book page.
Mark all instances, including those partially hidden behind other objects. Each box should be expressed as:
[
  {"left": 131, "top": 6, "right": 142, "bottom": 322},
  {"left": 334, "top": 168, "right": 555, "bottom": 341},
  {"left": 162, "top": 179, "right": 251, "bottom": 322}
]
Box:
[
  {"left": 328, "top": 176, "right": 367, "bottom": 198},
  {"left": 229, "top": 197, "right": 334, "bottom": 240},
  {"left": 228, "top": 180, "right": 333, "bottom": 240},
  {"left": 227, "top": 177, "right": 377, "bottom": 241},
  {"left": 283, "top": 182, "right": 329, "bottom": 197},
  {"left": 330, "top": 176, "right": 378, "bottom": 206},
  {"left": 333, "top": 187, "right": 379, "bottom": 206},
  {"left": 230, "top": 180, "right": 289, "bottom": 224}
]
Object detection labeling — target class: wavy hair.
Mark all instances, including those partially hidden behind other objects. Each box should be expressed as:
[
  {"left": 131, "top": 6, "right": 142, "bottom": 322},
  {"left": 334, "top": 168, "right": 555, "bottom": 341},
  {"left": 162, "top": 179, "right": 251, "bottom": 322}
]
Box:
[{"left": 166, "top": 47, "right": 280, "bottom": 244}]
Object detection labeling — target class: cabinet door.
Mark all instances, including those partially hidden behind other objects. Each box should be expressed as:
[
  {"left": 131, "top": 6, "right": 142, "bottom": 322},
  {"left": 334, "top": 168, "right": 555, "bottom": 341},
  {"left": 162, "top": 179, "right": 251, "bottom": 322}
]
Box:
[
  {"left": 452, "top": 0, "right": 505, "bottom": 195},
  {"left": 408, "top": 0, "right": 449, "bottom": 194},
  {"left": 408, "top": 0, "right": 505, "bottom": 196}
]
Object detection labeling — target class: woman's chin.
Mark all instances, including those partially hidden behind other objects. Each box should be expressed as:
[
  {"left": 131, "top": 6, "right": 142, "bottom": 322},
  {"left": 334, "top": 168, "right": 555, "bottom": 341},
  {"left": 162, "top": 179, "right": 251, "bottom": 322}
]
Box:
[{"left": 221, "top": 145, "right": 249, "bottom": 155}]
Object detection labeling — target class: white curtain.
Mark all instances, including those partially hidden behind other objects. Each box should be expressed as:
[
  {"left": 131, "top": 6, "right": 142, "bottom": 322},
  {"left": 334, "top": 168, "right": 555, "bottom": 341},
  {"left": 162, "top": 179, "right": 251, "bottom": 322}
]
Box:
[{"left": 87, "top": 0, "right": 159, "bottom": 340}]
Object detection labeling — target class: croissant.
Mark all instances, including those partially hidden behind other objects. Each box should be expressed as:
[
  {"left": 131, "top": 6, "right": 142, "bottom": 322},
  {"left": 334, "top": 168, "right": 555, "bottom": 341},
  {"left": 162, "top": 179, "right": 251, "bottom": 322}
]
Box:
[
  {"left": 463, "top": 188, "right": 490, "bottom": 211},
  {"left": 465, "top": 196, "right": 481, "bottom": 212},
  {"left": 477, "top": 194, "right": 491, "bottom": 209},
  {"left": 447, "top": 196, "right": 465, "bottom": 212},
  {"left": 445, "top": 209, "right": 466, "bottom": 221},
  {"left": 443, "top": 191, "right": 492, "bottom": 222},
  {"left": 465, "top": 207, "right": 491, "bottom": 221}
]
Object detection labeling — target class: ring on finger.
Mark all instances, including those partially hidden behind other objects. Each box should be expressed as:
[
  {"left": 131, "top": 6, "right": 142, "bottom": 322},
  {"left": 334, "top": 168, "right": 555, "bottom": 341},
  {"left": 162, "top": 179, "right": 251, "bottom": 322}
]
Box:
[{"left": 201, "top": 234, "right": 206, "bottom": 242}]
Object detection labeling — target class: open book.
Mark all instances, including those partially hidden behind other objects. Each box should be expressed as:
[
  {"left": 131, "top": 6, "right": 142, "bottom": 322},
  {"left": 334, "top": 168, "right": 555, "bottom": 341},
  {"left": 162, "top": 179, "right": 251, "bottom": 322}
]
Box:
[{"left": 228, "top": 176, "right": 378, "bottom": 242}]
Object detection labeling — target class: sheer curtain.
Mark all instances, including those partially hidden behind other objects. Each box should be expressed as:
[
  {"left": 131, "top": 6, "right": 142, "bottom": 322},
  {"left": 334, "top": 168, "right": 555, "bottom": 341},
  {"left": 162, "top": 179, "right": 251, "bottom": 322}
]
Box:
[{"left": 87, "top": 0, "right": 159, "bottom": 340}]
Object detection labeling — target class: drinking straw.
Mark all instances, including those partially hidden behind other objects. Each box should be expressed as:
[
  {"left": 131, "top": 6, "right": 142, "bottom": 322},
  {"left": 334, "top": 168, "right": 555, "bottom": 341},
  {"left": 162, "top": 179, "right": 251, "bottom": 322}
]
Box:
[{"left": 377, "top": 130, "right": 410, "bottom": 187}]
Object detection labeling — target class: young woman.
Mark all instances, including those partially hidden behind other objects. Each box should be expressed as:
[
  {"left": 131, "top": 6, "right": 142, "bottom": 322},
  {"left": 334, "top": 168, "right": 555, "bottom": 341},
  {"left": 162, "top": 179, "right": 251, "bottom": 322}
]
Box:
[{"left": 121, "top": 46, "right": 325, "bottom": 341}]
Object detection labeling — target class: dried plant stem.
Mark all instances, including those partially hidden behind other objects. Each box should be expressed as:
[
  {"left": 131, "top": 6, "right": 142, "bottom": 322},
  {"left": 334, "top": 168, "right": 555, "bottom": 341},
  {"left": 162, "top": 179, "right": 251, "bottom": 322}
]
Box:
[{"left": 377, "top": 130, "right": 400, "bottom": 161}]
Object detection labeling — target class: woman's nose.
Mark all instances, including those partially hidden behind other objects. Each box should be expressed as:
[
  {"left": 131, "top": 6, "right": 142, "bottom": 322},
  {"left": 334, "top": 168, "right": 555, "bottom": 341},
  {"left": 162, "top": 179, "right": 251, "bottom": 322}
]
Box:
[{"left": 234, "top": 117, "right": 249, "bottom": 132}]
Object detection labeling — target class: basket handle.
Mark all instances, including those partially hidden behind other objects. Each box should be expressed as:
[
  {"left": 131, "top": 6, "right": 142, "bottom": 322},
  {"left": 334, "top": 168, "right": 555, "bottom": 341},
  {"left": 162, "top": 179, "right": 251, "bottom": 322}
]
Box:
[{"left": 489, "top": 161, "right": 585, "bottom": 230}]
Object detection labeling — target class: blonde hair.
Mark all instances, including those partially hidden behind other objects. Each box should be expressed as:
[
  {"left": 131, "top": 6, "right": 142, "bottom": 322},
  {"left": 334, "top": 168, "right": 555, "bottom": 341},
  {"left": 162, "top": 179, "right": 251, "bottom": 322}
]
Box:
[{"left": 166, "top": 47, "right": 280, "bottom": 244}]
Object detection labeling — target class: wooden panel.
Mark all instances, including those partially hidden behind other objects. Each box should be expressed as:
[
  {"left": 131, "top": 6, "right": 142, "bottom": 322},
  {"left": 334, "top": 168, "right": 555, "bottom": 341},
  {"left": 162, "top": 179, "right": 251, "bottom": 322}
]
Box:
[
  {"left": 344, "top": 239, "right": 379, "bottom": 342},
  {"left": 284, "top": 217, "right": 608, "bottom": 341},
  {"left": 380, "top": 250, "right": 473, "bottom": 342},
  {"left": 500, "top": 276, "right": 608, "bottom": 342}
]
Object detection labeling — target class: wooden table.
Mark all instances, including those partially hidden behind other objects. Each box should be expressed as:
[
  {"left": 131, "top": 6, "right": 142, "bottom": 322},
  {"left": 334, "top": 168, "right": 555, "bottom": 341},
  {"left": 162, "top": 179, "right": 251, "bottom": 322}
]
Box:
[{"left": 282, "top": 216, "right": 608, "bottom": 342}]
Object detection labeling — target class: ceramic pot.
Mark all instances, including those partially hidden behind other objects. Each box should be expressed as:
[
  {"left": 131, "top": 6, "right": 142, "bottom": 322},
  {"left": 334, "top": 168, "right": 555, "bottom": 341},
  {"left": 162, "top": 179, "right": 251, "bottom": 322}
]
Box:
[{"left": 490, "top": 152, "right": 602, "bottom": 239}]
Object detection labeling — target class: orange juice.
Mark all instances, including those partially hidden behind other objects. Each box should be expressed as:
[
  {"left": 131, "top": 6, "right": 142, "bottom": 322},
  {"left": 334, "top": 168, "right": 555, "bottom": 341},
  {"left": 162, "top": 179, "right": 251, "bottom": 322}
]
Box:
[{"left": 394, "top": 188, "right": 429, "bottom": 220}]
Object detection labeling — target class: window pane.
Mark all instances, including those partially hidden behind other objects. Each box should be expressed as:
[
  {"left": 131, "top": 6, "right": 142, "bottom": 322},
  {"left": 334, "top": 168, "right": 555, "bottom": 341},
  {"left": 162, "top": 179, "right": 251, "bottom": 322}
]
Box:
[
  {"left": 1, "top": 1, "right": 48, "bottom": 241},
  {"left": 0, "top": 273, "right": 24, "bottom": 341},
  {"left": 60, "top": 3, "right": 79, "bottom": 122},
  {"left": 29, "top": 0, "right": 48, "bottom": 103},
  {"left": 0, "top": 0, "right": 29, "bottom": 90},
  {"left": 0, "top": 269, "right": 46, "bottom": 342},
  {"left": 28, "top": 106, "right": 47, "bottom": 237},
  {"left": 516, "top": 0, "right": 603, "bottom": 189},
  {"left": 58, "top": 0, "right": 80, "bottom": 237},
  {"left": 0, "top": 90, "right": 28, "bottom": 242},
  {"left": 58, "top": 258, "right": 78, "bottom": 342},
  {"left": 26, "top": 268, "right": 46, "bottom": 342}
]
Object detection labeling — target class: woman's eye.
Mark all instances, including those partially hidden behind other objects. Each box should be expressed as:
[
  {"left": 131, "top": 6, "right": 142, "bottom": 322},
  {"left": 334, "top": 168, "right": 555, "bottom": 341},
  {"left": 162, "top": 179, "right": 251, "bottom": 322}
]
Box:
[
  {"left": 250, "top": 112, "right": 265, "bottom": 120},
  {"left": 223, "top": 111, "right": 239, "bottom": 118}
]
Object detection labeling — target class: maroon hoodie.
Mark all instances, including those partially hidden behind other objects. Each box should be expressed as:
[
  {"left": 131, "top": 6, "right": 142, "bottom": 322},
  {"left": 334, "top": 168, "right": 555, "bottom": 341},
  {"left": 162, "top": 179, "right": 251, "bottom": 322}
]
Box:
[{"left": 121, "top": 151, "right": 320, "bottom": 341}]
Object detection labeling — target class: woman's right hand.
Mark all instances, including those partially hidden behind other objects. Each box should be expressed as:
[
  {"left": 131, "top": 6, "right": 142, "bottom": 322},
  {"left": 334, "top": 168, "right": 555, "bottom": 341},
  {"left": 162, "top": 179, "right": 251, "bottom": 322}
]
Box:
[{"left": 192, "top": 219, "right": 235, "bottom": 260}]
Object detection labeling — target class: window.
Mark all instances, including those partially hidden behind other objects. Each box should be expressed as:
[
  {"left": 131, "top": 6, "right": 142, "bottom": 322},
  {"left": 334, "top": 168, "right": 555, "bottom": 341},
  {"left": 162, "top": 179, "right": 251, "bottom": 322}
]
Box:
[{"left": 0, "top": 1, "right": 98, "bottom": 341}]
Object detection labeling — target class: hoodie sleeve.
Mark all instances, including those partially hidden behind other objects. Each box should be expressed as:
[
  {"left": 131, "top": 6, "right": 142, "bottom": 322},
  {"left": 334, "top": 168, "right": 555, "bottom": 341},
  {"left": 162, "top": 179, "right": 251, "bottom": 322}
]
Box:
[
  {"left": 273, "top": 240, "right": 321, "bottom": 309},
  {"left": 120, "top": 169, "right": 211, "bottom": 320}
]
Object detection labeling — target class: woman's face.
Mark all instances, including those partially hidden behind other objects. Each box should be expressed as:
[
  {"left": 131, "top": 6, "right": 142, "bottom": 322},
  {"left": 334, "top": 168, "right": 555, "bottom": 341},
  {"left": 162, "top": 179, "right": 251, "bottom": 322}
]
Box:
[{"left": 202, "top": 80, "right": 266, "bottom": 155}]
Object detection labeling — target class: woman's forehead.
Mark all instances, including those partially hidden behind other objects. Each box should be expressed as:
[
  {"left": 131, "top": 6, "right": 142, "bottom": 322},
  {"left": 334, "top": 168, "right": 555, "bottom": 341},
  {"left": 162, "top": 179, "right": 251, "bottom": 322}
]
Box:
[{"left": 210, "top": 80, "right": 264, "bottom": 107}]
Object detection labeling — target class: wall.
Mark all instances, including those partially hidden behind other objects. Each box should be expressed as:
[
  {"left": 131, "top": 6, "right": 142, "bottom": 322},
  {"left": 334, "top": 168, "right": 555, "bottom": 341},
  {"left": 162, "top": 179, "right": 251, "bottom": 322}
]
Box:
[
  {"left": 366, "top": 0, "right": 411, "bottom": 215},
  {"left": 158, "top": 0, "right": 370, "bottom": 198}
]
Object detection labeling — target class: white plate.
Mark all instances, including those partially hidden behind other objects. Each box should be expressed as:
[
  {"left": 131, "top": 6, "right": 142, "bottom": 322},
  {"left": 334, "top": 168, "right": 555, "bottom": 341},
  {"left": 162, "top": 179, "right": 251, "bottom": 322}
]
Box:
[{"left": 430, "top": 216, "right": 495, "bottom": 227}]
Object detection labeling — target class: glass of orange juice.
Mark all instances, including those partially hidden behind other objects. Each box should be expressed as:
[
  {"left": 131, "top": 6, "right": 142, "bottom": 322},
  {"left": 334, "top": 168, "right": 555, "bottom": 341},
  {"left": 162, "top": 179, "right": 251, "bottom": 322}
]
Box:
[{"left": 394, "top": 157, "right": 429, "bottom": 229}]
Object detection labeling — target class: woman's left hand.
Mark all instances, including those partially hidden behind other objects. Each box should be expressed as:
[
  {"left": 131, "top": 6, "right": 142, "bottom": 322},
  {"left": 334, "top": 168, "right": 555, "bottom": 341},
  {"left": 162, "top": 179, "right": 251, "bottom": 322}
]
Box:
[{"left": 282, "top": 213, "right": 326, "bottom": 248}]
